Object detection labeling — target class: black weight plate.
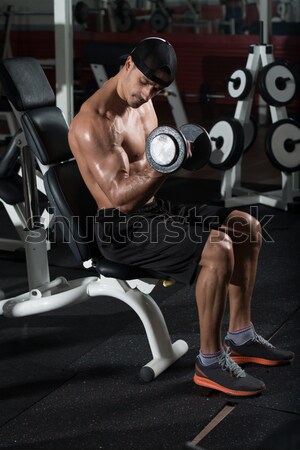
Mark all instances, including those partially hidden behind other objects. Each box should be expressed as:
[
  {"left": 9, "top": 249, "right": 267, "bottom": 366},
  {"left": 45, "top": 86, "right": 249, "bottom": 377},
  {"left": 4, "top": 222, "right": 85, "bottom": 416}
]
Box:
[
  {"left": 115, "top": 14, "right": 135, "bottom": 32},
  {"left": 179, "top": 123, "right": 211, "bottom": 170},
  {"left": 74, "top": 1, "right": 89, "bottom": 24},
  {"left": 208, "top": 117, "right": 244, "bottom": 170},
  {"left": 265, "top": 118, "right": 300, "bottom": 172},
  {"left": 115, "top": 0, "right": 135, "bottom": 32},
  {"left": 227, "top": 68, "right": 253, "bottom": 100},
  {"left": 146, "top": 126, "right": 186, "bottom": 173},
  {"left": 243, "top": 115, "right": 257, "bottom": 152},
  {"left": 150, "top": 10, "right": 169, "bottom": 32},
  {"left": 258, "top": 61, "right": 298, "bottom": 106}
]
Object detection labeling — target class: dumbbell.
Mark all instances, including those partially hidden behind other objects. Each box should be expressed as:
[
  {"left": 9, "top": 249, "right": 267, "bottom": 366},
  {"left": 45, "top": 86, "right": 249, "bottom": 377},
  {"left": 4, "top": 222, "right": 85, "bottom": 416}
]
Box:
[{"left": 146, "top": 124, "right": 212, "bottom": 174}]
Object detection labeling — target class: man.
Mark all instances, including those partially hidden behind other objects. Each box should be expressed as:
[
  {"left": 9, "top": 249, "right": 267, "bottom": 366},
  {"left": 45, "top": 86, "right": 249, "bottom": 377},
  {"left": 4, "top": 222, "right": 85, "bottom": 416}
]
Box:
[{"left": 68, "top": 37, "right": 294, "bottom": 396}]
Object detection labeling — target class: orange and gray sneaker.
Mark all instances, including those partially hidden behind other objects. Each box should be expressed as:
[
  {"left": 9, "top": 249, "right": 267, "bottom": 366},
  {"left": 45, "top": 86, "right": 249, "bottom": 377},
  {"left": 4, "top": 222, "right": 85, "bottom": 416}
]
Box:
[
  {"left": 194, "top": 349, "right": 266, "bottom": 397},
  {"left": 224, "top": 332, "right": 295, "bottom": 366}
]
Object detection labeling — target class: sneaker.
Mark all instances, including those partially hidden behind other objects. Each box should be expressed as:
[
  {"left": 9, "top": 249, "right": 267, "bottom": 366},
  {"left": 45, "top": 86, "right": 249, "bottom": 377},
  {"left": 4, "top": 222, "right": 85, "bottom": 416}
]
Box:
[
  {"left": 224, "top": 331, "right": 295, "bottom": 366},
  {"left": 194, "top": 349, "right": 265, "bottom": 397}
]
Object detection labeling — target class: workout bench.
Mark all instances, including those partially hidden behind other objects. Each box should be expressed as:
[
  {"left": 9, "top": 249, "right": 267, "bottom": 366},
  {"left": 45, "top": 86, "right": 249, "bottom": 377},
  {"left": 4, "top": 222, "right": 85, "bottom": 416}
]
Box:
[
  {"left": 0, "top": 131, "right": 27, "bottom": 251},
  {"left": 0, "top": 127, "right": 54, "bottom": 253},
  {"left": 0, "top": 57, "right": 188, "bottom": 382}
]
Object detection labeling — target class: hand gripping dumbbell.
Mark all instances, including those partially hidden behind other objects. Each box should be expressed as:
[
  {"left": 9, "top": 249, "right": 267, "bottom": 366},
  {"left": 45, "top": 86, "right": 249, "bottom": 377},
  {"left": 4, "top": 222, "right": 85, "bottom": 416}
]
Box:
[{"left": 146, "top": 124, "right": 212, "bottom": 173}]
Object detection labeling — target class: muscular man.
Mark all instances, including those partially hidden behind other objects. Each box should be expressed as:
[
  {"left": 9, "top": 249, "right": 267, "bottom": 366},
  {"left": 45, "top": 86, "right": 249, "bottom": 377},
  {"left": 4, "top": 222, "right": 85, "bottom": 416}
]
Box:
[{"left": 69, "top": 37, "right": 294, "bottom": 396}]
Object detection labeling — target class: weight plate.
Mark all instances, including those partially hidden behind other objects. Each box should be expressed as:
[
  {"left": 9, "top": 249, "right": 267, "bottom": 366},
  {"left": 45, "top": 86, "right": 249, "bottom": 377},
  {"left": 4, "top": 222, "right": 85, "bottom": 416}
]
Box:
[
  {"left": 228, "top": 68, "right": 253, "bottom": 100},
  {"left": 265, "top": 118, "right": 300, "bottom": 172},
  {"left": 179, "top": 123, "right": 211, "bottom": 170},
  {"left": 258, "top": 61, "right": 298, "bottom": 106},
  {"left": 115, "top": 0, "right": 135, "bottom": 32},
  {"left": 150, "top": 10, "right": 169, "bottom": 32},
  {"left": 208, "top": 117, "right": 244, "bottom": 170},
  {"left": 146, "top": 126, "right": 186, "bottom": 173},
  {"left": 115, "top": 14, "right": 135, "bottom": 32},
  {"left": 243, "top": 115, "right": 257, "bottom": 152},
  {"left": 74, "top": 1, "right": 89, "bottom": 24}
]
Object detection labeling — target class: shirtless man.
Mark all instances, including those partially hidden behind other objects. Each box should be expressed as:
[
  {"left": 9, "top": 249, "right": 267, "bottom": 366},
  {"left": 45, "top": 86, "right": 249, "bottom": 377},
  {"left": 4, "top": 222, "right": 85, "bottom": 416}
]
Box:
[{"left": 69, "top": 37, "right": 294, "bottom": 396}]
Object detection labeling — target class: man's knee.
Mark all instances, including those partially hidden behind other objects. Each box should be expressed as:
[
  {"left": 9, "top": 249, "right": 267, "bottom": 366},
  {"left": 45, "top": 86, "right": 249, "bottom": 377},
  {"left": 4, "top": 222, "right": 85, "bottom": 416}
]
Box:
[
  {"left": 248, "top": 213, "right": 262, "bottom": 246},
  {"left": 200, "top": 230, "right": 234, "bottom": 277},
  {"left": 224, "top": 210, "right": 262, "bottom": 246}
]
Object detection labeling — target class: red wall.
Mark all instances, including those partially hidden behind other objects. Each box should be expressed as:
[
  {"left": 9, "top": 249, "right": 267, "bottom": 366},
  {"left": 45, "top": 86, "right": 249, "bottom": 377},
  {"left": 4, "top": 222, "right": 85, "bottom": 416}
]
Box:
[{"left": 3, "top": 30, "right": 300, "bottom": 114}]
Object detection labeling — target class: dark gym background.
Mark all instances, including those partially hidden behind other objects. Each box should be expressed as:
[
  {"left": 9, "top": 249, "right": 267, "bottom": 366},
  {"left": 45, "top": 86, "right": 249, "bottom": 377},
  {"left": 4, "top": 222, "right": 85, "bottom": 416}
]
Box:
[{"left": 0, "top": 1, "right": 300, "bottom": 449}]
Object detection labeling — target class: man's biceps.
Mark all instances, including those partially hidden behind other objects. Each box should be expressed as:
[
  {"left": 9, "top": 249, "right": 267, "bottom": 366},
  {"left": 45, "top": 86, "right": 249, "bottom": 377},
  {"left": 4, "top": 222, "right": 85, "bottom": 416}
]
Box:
[
  {"left": 87, "top": 150, "right": 126, "bottom": 185},
  {"left": 91, "top": 160, "right": 120, "bottom": 188}
]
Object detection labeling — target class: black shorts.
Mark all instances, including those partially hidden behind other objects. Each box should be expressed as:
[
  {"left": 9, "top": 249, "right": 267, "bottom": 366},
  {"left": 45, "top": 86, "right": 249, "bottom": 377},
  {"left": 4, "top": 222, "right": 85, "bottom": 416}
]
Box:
[{"left": 95, "top": 198, "right": 230, "bottom": 285}]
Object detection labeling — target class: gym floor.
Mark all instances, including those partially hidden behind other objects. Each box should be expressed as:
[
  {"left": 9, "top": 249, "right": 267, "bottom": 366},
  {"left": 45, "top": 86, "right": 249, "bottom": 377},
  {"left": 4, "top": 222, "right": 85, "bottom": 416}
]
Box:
[{"left": 0, "top": 101, "right": 299, "bottom": 449}]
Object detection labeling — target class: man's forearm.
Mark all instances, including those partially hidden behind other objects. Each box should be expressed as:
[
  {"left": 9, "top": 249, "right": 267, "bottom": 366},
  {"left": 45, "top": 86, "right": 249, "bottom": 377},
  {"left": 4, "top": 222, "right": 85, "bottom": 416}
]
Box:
[{"left": 110, "top": 169, "right": 168, "bottom": 213}]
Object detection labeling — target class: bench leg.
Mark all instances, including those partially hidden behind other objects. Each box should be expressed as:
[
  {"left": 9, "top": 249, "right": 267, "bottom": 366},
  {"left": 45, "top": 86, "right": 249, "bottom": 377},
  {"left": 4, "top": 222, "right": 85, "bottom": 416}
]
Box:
[{"left": 87, "top": 278, "right": 189, "bottom": 381}]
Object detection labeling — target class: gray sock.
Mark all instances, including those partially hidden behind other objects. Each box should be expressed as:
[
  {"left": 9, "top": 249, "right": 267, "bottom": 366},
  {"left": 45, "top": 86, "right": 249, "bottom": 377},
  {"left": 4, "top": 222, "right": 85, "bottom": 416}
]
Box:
[
  {"left": 199, "top": 349, "right": 224, "bottom": 366},
  {"left": 227, "top": 323, "right": 255, "bottom": 346}
]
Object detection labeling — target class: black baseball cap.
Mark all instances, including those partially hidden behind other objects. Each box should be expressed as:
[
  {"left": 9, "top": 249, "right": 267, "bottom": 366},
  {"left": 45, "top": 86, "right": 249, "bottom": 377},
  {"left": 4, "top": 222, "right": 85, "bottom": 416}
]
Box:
[{"left": 130, "top": 37, "right": 177, "bottom": 87}]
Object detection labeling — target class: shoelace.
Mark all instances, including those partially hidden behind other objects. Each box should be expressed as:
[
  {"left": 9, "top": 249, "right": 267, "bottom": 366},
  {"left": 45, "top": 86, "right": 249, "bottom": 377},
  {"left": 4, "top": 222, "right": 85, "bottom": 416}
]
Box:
[
  {"left": 218, "top": 348, "right": 246, "bottom": 378},
  {"left": 252, "top": 331, "right": 275, "bottom": 349}
]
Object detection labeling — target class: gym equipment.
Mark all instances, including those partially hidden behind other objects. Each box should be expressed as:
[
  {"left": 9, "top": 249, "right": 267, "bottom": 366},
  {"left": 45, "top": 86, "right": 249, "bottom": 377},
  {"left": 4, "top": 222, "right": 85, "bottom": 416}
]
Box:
[
  {"left": 258, "top": 61, "right": 298, "bottom": 106},
  {"left": 265, "top": 119, "right": 300, "bottom": 172},
  {"left": 205, "top": 113, "right": 256, "bottom": 164},
  {"left": 0, "top": 130, "right": 53, "bottom": 252},
  {"left": 216, "top": 21, "right": 300, "bottom": 211},
  {"left": 170, "top": 0, "right": 212, "bottom": 34},
  {"left": 74, "top": 0, "right": 89, "bottom": 24},
  {"left": 198, "top": 70, "right": 252, "bottom": 106},
  {"left": 209, "top": 118, "right": 244, "bottom": 170},
  {"left": 1, "top": 3, "right": 72, "bottom": 123},
  {"left": 114, "top": 0, "right": 135, "bottom": 32},
  {"left": 227, "top": 68, "right": 253, "bottom": 100},
  {"left": 146, "top": 126, "right": 186, "bottom": 174},
  {"left": 0, "top": 131, "right": 26, "bottom": 251},
  {"left": 145, "top": 0, "right": 172, "bottom": 33},
  {"left": 198, "top": 83, "right": 226, "bottom": 107},
  {"left": 149, "top": 7, "right": 170, "bottom": 32},
  {"left": 0, "top": 5, "right": 18, "bottom": 141},
  {"left": 243, "top": 114, "right": 258, "bottom": 152},
  {"left": 146, "top": 124, "right": 211, "bottom": 173},
  {"left": 74, "top": 0, "right": 170, "bottom": 33},
  {"left": 0, "top": 6, "right": 56, "bottom": 248},
  {"left": 179, "top": 124, "right": 212, "bottom": 171},
  {"left": 0, "top": 57, "right": 188, "bottom": 382},
  {"left": 0, "top": 99, "right": 17, "bottom": 141},
  {"left": 75, "top": 0, "right": 133, "bottom": 32}
]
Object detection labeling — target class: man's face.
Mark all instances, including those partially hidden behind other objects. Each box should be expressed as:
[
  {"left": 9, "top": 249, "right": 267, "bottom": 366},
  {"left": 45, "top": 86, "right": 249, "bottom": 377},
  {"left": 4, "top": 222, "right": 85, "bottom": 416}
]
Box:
[{"left": 125, "top": 61, "right": 172, "bottom": 108}]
